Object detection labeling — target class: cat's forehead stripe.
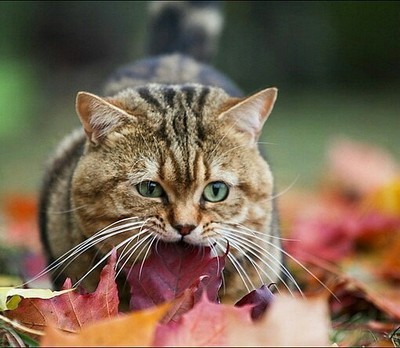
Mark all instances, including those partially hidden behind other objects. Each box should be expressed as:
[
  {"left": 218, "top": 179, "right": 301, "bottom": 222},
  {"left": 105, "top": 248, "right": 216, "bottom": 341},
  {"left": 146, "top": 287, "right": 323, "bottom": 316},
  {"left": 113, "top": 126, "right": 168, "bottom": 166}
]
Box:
[{"left": 137, "top": 87, "right": 163, "bottom": 111}]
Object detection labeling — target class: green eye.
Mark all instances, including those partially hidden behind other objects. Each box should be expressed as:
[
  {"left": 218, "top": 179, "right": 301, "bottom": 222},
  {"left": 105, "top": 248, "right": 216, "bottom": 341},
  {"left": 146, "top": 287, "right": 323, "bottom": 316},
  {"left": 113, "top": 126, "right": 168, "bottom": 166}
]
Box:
[
  {"left": 203, "top": 181, "right": 229, "bottom": 202},
  {"left": 137, "top": 181, "right": 164, "bottom": 198}
]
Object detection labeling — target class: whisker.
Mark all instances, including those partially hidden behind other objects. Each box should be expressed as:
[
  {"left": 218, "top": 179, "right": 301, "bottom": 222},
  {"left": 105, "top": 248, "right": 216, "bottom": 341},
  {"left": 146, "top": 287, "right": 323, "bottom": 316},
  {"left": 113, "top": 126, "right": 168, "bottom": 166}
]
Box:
[
  {"left": 24, "top": 217, "right": 145, "bottom": 287},
  {"left": 115, "top": 217, "right": 152, "bottom": 268},
  {"left": 72, "top": 235, "right": 142, "bottom": 287},
  {"left": 220, "top": 226, "right": 302, "bottom": 288},
  {"left": 218, "top": 229, "right": 297, "bottom": 296},
  {"left": 208, "top": 238, "right": 227, "bottom": 296},
  {"left": 221, "top": 224, "right": 336, "bottom": 298},
  {"left": 266, "top": 174, "right": 300, "bottom": 203},
  {"left": 256, "top": 141, "right": 278, "bottom": 146},
  {"left": 115, "top": 231, "right": 153, "bottom": 279},
  {"left": 51, "top": 222, "right": 147, "bottom": 281},
  {"left": 138, "top": 234, "right": 158, "bottom": 280},
  {"left": 47, "top": 204, "right": 89, "bottom": 214},
  {"left": 214, "top": 240, "right": 253, "bottom": 293},
  {"left": 234, "top": 224, "right": 300, "bottom": 242},
  {"left": 207, "top": 237, "right": 222, "bottom": 277}
]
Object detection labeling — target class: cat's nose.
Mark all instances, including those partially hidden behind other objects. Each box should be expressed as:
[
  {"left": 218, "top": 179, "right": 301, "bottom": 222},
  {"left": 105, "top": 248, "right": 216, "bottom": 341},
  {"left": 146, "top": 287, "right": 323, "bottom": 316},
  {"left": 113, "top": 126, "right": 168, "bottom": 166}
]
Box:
[{"left": 173, "top": 224, "right": 196, "bottom": 236}]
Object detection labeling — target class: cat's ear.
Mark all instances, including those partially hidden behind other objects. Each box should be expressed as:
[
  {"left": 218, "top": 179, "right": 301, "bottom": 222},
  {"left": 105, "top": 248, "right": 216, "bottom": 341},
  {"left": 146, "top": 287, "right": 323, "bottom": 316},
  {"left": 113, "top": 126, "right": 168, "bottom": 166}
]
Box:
[
  {"left": 76, "top": 91, "right": 133, "bottom": 145},
  {"left": 219, "top": 87, "right": 277, "bottom": 143}
]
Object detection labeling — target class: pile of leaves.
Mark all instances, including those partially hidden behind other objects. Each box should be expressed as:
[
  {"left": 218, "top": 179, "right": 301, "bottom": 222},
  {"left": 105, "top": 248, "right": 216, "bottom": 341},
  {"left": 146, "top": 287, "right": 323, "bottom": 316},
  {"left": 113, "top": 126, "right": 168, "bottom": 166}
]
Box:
[
  {"left": 0, "top": 242, "right": 330, "bottom": 346},
  {"left": 1, "top": 136, "right": 400, "bottom": 346}
]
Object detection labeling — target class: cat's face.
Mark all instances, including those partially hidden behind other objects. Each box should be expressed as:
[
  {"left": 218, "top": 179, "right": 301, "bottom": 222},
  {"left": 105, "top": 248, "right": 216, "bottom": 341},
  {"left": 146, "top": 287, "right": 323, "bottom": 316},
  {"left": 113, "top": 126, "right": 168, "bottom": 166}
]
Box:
[{"left": 72, "top": 84, "right": 278, "bottom": 272}]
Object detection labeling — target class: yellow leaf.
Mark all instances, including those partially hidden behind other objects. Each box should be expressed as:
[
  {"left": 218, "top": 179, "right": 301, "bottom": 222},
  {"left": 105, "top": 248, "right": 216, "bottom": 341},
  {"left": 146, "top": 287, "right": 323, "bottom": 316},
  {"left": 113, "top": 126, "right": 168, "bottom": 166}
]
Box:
[
  {"left": 0, "top": 287, "right": 74, "bottom": 311},
  {"left": 366, "top": 178, "right": 400, "bottom": 216},
  {"left": 40, "top": 302, "right": 170, "bottom": 347}
]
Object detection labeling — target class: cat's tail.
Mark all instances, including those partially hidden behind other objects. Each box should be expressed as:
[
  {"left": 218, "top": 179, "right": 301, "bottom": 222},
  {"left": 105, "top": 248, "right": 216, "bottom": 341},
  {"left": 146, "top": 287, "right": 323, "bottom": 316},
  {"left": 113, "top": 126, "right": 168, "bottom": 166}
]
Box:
[{"left": 146, "top": 1, "right": 224, "bottom": 63}]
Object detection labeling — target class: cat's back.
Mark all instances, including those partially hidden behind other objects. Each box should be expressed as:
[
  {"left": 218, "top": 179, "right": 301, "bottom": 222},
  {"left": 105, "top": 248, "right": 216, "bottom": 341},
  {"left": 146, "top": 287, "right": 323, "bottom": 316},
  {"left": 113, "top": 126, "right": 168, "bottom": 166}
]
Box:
[{"left": 104, "top": 2, "right": 241, "bottom": 96}]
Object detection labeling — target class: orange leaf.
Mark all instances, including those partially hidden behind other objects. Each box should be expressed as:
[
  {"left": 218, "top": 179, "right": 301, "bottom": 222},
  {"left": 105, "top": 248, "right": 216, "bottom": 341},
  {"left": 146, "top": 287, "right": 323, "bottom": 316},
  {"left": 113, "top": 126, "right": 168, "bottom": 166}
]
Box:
[
  {"left": 365, "top": 178, "right": 400, "bottom": 217},
  {"left": 40, "top": 302, "right": 170, "bottom": 347}
]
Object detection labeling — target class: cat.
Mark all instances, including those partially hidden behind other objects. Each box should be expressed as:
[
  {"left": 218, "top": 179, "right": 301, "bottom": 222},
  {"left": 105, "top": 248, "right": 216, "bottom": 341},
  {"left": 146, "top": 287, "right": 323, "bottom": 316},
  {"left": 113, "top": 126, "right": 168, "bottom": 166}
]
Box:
[{"left": 39, "top": 1, "right": 295, "bottom": 303}]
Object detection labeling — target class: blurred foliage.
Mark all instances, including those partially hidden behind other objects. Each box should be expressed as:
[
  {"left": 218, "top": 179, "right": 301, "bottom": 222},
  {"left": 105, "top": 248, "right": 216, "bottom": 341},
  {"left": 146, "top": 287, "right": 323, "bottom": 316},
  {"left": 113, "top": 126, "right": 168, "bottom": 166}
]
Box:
[{"left": 0, "top": 1, "right": 399, "bottom": 194}]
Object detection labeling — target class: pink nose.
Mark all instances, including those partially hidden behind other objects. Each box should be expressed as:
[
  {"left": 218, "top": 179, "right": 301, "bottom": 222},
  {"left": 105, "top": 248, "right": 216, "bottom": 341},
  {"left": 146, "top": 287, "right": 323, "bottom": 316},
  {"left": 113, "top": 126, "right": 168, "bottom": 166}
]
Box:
[{"left": 174, "top": 224, "right": 196, "bottom": 236}]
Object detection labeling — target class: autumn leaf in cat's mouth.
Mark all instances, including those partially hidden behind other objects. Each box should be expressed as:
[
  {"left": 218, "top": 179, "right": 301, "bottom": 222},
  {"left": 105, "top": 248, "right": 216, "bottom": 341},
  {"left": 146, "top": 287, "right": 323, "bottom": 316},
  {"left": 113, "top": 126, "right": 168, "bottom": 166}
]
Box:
[{"left": 124, "top": 241, "right": 226, "bottom": 311}]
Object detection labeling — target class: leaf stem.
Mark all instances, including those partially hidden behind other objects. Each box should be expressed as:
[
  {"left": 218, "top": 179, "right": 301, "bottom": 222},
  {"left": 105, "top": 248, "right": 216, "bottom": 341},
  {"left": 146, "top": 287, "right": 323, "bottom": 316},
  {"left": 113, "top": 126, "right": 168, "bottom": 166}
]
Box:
[{"left": 0, "top": 313, "right": 44, "bottom": 336}]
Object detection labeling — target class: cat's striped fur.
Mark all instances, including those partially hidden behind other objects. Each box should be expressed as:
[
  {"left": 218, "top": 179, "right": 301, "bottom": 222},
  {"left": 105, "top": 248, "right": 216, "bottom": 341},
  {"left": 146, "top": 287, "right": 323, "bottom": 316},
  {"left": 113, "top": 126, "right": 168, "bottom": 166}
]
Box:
[{"left": 39, "top": 1, "right": 291, "bottom": 302}]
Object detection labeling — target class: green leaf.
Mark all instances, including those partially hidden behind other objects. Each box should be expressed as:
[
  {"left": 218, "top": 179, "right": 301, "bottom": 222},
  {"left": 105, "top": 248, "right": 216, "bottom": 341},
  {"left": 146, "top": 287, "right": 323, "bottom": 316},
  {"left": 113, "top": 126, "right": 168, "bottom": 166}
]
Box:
[{"left": 0, "top": 287, "right": 74, "bottom": 311}]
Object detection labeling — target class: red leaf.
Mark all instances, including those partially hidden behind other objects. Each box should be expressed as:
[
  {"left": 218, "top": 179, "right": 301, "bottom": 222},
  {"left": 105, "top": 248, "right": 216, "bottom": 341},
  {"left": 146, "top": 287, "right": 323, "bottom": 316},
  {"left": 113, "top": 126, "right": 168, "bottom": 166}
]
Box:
[
  {"left": 235, "top": 284, "right": 275, "bottom": 320},
  {"left": 126, "top": 241, "right": 225, "bottom": 311},
  {"left": 154, "top": 293, "right": 331, "bottom": 347},
  {"left": 6, "top": 251, "right": 119, "bottom": 335},
  {"left": 153, "top": 293, "right": 252, "bottom": 346}
]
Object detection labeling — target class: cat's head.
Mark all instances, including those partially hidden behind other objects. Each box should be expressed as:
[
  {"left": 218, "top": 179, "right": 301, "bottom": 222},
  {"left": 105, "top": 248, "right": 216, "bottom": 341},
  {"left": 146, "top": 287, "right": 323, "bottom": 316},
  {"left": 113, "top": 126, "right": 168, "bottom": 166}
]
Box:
[{"left": 72, "top": 83, "right": 277, "bottom": 261}]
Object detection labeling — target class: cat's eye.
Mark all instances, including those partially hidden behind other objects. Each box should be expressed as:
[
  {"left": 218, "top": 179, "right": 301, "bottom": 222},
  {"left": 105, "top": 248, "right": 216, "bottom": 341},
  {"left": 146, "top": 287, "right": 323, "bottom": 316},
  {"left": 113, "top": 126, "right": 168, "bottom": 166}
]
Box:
[
  {"left": 137, "top": 181, "right": 164, "bottom": 198},
  {"left": 203, "top": 181, "right": 229, "bottom": 202}
]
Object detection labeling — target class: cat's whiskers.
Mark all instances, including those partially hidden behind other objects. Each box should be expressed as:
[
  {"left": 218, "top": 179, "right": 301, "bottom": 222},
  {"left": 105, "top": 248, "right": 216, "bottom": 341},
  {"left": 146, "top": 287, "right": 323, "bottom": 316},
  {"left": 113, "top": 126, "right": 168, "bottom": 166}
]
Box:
[
  {"left": 115, "top": 216, "right": 153, "bottom": 264},
  {"left": 217, "top": 227, "right": 297, "bottom": 296},
  {"left": 138, "top": 234, "right": 158, "bottom": 280},
  {"left": 213, "top": 239, "right": 254, "bottom": 293},
  {"left": 115, "top": 230, "right": 156, "bottom": 280},
  {"left": 266, "top": 175, "right": 300, "bottom": 203},
  {"left": 234, "top": 223, "right": 300, "bottom": 242},
  {"left": 206, "top": 236, "right": 225, "bottom": 278},
  {"left": 26, "top": 217, "right": 148, "bottom": 287},
  {"left": 221, "top": 223, "right": 336, "bottom": 298},
  {"left": 55, "top": 220, "right": 148, "bottom": 280},
  {"left": 256, "top": 141, "right": 278, "bottom": 146},
  {"left": 73, "top": 230, "right": 150, "bottom": 287},
  {"left": 48, "top": 204, "right": 89, "bottom": 214},
  {"left": 114, "top": 228, "right": 153, "bottom": 276}
]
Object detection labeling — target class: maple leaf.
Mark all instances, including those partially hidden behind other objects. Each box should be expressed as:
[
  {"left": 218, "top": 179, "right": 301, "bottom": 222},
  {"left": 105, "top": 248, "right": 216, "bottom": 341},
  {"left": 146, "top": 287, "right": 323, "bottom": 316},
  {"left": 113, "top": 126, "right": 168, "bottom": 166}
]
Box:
[
  {"left": 6, "top": 251, "right": 119, "bottom": 336},
  {"left": 126, "top": 241, "right": 225, "bottom": 311}
]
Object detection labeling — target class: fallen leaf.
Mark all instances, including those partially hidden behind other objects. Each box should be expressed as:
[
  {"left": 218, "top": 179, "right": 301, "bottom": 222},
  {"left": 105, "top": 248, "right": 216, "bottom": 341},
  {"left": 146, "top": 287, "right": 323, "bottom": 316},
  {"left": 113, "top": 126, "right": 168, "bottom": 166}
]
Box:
[
  {"left": 153, "top": 293, "right": 251, "bottom": 346},
  {"left": 126, "top": 241, "right": 225, "bottom": 311},
  {"left": 6, "top": 251, "right": 119, "bottom": 334},
  {"left": 154, "top": 293, "right": 331, "bottom": 347},
  {"left": 40, "top": 302, "right": 170, "bottom": 347},
  {"left": 0, "top": 287, "right": 74, "bottom": 311}
]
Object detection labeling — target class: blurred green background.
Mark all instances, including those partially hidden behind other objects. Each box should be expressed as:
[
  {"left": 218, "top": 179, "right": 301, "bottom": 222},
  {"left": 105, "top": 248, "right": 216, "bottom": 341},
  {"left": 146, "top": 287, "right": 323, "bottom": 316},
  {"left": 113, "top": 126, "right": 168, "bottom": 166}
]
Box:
[{"left": 0, "top": 1, "right": 399, "bottom": 198}]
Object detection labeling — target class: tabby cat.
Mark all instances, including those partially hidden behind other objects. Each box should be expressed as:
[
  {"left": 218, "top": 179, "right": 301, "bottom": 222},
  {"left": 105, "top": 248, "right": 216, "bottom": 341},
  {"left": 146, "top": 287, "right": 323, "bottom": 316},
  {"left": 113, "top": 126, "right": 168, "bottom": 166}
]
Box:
[{"left": 39, "top": 1, "right": 295, "bottom": 302}]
